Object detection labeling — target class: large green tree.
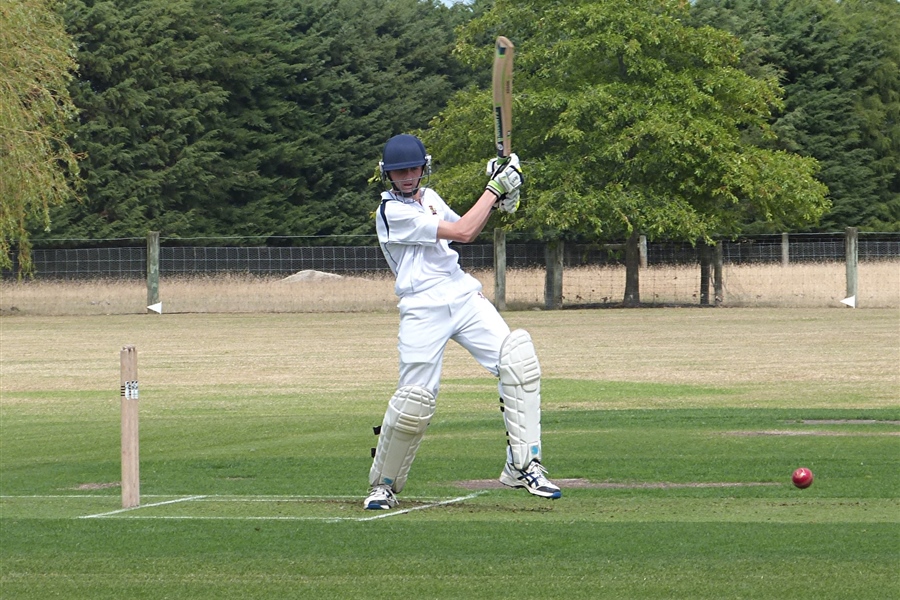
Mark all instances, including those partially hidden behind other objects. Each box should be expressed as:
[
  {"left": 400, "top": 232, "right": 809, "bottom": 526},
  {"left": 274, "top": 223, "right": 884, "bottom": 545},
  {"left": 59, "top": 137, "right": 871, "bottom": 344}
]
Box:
[
  {"left": 691, "top": 0, "right": 900, "bottom": 231},
  {"left": 0, "top": 0, "right": 81, "bottom": 273},
  {"left": 198, "top": 0, "right": 472, "bottom": 240},
  {"left": 50, "top": 0, "right": 473, "bottom": 240},
  {"left": 53, "top": 0, "right": 227, "bottom": 239},
  {"left": 422, "top": 0, "right": 829, "bottom": 305},
  {"left": 425, "top": 0, "right": 830, "bottom": 246}
]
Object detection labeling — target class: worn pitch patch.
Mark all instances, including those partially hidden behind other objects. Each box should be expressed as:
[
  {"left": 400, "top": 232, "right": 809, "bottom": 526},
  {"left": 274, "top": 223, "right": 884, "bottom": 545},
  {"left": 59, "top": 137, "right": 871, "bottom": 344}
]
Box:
[
  {"left": 800, "top": 419, "right": 900, "bottom": 425},
  {"left": 70, "top": 482, "right": 120, "bottom": 490},
  {"left": 726, "top": 430, "right": 899, "bottom": 437},
  {"left": 726, "top": 419, "right": 900, "bottom": 437},
  {"left": 456, "top": 479, "right": 779, "bottom": 490}
]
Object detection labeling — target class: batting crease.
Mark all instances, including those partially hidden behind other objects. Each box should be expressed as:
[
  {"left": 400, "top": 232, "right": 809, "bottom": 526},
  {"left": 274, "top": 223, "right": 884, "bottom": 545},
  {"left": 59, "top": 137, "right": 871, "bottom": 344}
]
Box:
[
  {"left": 78, "top": 495, "right": 208, "bottom": 519},
  {"left": 64, "top": 491, "right": 488, "bottom": 521},
  {"left": 356, "top": 491, "right": 488, "bottom": 522}
]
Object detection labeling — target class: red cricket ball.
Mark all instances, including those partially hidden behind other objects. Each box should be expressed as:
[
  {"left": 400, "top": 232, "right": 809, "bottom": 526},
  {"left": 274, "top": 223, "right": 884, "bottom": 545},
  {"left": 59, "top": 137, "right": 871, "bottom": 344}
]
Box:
[{"left": 792, "top": 467, "right": 814, "bottom": 489}]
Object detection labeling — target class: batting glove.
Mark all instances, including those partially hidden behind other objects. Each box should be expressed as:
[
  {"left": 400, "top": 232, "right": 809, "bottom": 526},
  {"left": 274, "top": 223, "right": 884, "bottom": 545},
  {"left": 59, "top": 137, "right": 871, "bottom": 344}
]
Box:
[
  {"left": 486, "top": 153, "right": 520, "bottom": 176},
  {"left": 496, "top": 189, "right": 520, "bottom": 214},
  {"left": 485, "top": 153, "right": 523, "bottom": 199}
]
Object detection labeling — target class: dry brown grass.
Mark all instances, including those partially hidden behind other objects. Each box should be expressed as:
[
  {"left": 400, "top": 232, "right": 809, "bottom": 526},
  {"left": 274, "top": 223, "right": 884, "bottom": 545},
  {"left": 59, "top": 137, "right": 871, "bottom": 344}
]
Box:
[
  {"left": 721, "top": 261, "right": 899, "bottom": 307},
  {"left": 0, "top": 261, "right": 897, "bottom": 316},
  {"left": 1, "top": 309, "right": 896, "bottom": 411}
]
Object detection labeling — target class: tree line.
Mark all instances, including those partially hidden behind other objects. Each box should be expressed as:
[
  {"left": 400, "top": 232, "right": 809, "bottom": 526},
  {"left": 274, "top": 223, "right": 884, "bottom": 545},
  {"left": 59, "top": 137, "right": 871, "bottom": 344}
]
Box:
[
  {"left": 2, "top": 0, "right": 897, "bottom": 272},
  {"left": 52, "top": 0, "right": 478, "bottom": 242}
]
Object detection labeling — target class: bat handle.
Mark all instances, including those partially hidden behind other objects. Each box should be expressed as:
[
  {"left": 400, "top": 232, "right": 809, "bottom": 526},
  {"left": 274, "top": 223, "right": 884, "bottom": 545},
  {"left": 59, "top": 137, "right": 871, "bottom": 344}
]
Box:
[{"left": 491, "top": 156, "right": 510, "bottom": 176}]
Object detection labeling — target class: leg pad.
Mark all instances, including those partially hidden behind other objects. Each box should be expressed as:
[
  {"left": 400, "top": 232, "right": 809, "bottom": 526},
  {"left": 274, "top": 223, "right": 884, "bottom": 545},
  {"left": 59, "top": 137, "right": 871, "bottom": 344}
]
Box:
[
  {"left": 368, "top": 385, "right": 435, "bottom": 493},
  {"left": 498, "top": 329, "right": 542, "bottom": 469}
]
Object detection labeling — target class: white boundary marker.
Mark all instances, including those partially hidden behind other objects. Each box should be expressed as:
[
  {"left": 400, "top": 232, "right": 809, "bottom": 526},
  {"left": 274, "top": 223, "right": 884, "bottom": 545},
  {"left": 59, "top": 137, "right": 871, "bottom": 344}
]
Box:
[{"left": 2, "top": 491, "right": 488, "bottom": 522}]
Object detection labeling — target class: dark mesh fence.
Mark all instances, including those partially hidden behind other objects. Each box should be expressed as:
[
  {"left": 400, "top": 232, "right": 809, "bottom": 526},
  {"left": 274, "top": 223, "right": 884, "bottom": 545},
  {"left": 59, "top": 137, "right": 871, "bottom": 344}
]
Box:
[
  {"left": 721, "top": 236, "right": 840, "bottom": 264},
  {"left": 26, "top": 246, "right": 146, "bottom": 278},
  {"left": 6, "top": 232, "right": 899, "bottom": 280},
  {"left": 161, "top": 245, "right": 389, "bottom": 275}
]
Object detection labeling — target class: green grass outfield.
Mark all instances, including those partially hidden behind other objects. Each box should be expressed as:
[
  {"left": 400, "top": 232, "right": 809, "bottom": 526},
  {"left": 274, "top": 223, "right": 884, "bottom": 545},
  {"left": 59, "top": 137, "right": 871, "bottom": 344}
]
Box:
[{"left": 1, "top": 309, "right": 898, "bottom": 599}]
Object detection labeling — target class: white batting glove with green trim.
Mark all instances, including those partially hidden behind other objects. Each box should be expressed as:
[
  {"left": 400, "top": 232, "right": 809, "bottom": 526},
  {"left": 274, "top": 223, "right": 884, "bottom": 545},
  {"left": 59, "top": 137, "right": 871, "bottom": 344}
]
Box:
[
  {"left": 486, "top": 153, "right": 520, "bottom": 176},
  {"left": 485, "top": 153, "right": 523, "bottom": 199},
  {"left": 487, "top": 152, "right": 522, "bottom": 177},
  {"left": 496, "top": 189, "right": 520, "bottom": 213}
]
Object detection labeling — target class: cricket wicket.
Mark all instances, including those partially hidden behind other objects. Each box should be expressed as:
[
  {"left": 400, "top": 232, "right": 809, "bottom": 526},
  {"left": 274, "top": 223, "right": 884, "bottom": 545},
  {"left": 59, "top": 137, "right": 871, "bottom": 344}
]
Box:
[{"left": 120, "top": 345, "right": 140, "bottom": 508}]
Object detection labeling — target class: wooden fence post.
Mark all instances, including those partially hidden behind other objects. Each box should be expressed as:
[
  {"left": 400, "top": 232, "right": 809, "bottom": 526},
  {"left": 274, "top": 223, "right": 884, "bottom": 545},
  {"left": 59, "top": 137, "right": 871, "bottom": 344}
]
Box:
[
  {"left": 714, "top": 241, "right": 724, "bottom": 306},
  {"left": 845, "top": 227, "right": 858, "bottom": 307},
  {"left": 544, "top": 241, "right": 563, "bottom": 310},
  {"left": 639, "top": 234, "right": 648, "bottom": 269},
  {"left": 623, "top": 231, "right": 641, "bottom": 307},
  {"left": 146, "top": 232, "right": 160, "bottom": 312},
  {"left": 699, "top": 243, "right": 711, "bottom": 306},
  {"left": 493, "top": 228, "right": 506, "bottom": 311}
]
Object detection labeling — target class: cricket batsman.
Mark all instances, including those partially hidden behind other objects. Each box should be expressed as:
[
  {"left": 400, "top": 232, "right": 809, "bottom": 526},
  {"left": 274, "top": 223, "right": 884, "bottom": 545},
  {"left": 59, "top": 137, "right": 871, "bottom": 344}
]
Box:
[{"left": 364, "top": 134, "right": 561, "bottom": 509}]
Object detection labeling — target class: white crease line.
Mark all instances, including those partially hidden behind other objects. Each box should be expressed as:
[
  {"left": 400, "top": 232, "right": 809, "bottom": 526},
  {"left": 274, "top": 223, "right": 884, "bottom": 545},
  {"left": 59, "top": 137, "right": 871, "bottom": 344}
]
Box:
[
  {"left": 2, "top": 494, "right": 361, "bottom": 501},
  {"left": 95, "top": 515, "right": 345, "bottom": 521},
  {"left": 1, "top": 495, "right": 121, "bottom": 499},
  {"left": 70, "top": 491, "right": 488, "bottom": 522},
  {"left": 193, "top": 497, "right": 374, "bottom": 503},
  {"left": 1, "top": 494, "right": 442, "bottom": 501},
  {"left": 78, "top": 495, "right": 208, "bottom": 519},
  {"left": 190, "top": 496, "right": 451, "bottom": 503},
  {"left": 356, "top": 490, "right": 488, "bottom": 521}
]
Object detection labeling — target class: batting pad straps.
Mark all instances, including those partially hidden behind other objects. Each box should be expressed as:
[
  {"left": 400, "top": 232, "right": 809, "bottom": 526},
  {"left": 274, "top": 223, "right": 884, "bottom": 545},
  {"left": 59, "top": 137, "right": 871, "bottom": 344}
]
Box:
[
  {"left": 369, "top": 385, "right": 436, "bottom": 494},
  {"left": 498, "top": 329, "right": 542, "bottom": 469}
]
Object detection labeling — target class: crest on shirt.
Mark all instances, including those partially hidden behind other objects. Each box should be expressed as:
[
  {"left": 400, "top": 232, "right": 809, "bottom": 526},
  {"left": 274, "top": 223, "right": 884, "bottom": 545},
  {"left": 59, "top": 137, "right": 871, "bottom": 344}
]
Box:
[{"left": 427, "top": 203, "right": 437, "bottom": 215}]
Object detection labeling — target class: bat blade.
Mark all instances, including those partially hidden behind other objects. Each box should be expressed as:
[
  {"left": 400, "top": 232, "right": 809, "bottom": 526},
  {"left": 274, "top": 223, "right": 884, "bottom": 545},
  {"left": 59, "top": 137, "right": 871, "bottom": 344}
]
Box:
[{"left": 492, "top": 36, "right": 514, "bottom": 159}]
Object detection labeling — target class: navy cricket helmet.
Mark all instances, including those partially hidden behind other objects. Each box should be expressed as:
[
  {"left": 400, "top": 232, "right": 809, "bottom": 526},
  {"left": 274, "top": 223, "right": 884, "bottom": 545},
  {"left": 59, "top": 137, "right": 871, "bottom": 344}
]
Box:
[
  {"left": 379, "top": 135, "right": 432, "bottom": 196},
  {"left": 381, "top": 134, "right": 429, "bottom": 171}
]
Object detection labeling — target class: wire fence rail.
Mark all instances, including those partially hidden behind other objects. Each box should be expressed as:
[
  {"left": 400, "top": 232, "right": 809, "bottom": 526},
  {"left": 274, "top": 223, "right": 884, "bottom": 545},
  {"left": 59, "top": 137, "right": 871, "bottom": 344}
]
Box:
[{"left": 1, "top": 231, "right": 898, "bottom": 315}]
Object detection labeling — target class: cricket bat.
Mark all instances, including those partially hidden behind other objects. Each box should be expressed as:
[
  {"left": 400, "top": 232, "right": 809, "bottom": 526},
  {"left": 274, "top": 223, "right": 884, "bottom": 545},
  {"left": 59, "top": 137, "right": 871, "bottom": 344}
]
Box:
[{"left": 492, "top": 36, "right": 514, "bottom": 159}]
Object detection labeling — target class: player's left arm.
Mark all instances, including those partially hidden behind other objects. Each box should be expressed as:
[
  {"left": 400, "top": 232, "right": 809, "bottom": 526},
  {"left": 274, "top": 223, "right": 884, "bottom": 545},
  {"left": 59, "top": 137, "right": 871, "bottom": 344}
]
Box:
[
  {"left": 437, "top": 156, "right": 522, "bottom": 243},
  {"left": 437, "top": 190, "right": 497, "bottom": 243}
]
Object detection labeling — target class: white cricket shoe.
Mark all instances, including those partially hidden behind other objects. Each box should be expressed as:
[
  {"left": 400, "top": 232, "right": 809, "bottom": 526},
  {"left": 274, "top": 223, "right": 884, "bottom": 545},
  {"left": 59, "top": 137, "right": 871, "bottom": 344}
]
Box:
[
  {"left": 364, "top": 484, "right": 398, "bottom": 510},
  {"left": 499, "top": 460, "right": 562, "bottom": 499}
]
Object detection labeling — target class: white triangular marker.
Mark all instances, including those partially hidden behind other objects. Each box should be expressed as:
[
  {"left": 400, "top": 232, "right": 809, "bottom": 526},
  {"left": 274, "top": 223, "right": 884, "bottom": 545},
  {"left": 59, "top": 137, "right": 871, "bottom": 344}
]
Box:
[
  {"left": 147, "top": 302, "right": 163, "bottom": 314},
  {"left": 840, "top": 296, "right": 856, "bottom": 308}
]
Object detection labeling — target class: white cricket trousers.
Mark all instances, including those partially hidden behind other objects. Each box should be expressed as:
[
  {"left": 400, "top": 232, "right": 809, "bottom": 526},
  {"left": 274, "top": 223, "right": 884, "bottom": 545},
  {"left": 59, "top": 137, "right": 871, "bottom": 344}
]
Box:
[{"left": 396, "top": 272, "right": 510, "bottom": 398}]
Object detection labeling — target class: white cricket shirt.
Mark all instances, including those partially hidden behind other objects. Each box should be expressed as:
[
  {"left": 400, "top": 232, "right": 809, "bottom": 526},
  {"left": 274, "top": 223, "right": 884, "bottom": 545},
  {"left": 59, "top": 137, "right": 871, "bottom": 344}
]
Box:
[{"left": 376, "top": 188, "right": 465, "bottom": 297}]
